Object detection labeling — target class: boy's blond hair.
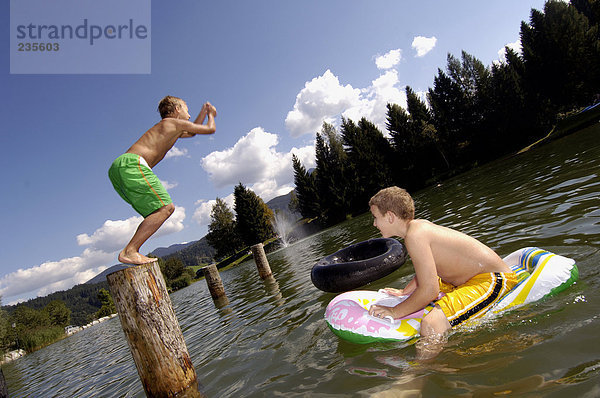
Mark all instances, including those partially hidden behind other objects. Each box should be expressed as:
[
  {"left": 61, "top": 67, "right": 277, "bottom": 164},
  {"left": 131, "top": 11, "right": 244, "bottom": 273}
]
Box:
[
  {"left": 158, "top": 95, "right": 185, "bottom": 119},
  {"left": 369, "top": 186, "right": 415, "bottom": 221}
]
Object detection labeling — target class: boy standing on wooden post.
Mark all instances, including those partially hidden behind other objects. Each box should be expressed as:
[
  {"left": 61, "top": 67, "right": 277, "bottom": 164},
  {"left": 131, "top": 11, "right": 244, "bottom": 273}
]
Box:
[
  {"left": 109, "top": 96, "right": 217, "bottom": 265},
  {"left": 367, "top": 186, "right": 517, "bottom": 359}
]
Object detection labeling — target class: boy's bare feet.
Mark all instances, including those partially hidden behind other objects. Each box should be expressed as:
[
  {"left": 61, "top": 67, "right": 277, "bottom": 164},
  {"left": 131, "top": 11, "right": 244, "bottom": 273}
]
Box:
[{"left": 118, "top": 250, "right": 156, "bottom": 265}]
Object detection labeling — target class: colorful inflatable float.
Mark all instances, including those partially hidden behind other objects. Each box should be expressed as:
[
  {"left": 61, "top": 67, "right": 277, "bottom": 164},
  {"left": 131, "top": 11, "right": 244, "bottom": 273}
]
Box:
[{"left": 324, "top": 247, "right": 579, "bottom": 344}]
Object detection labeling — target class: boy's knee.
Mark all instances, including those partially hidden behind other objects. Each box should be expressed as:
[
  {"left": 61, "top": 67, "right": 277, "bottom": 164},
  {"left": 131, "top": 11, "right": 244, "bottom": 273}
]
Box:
[
  {"left": 421, "top": 307, "right": 451, "bottom": 337},
  {"left": 163, "top": 203, "right": 175, "bottom": 216}
]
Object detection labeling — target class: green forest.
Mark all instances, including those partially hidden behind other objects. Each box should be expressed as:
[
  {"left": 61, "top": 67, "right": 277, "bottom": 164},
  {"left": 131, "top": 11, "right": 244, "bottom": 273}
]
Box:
[{"left": 293, "top": 0, "right": 600, "bottom": 226}]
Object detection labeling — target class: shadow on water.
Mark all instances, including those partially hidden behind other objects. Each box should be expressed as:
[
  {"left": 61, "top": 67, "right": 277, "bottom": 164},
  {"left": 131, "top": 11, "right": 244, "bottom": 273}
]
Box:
[{"left": 4, "top": 124, "right": 600, "bottom": 397}]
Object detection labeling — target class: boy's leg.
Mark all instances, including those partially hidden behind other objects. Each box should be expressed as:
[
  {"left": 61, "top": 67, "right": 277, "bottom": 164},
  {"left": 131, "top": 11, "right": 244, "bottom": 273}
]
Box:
[
  {"left": 119, "top": 203, "right": 175, "bottom": 265},
  {"left": 421, "top": 306, "right": 451, "bottom": 336},
  {"left": 416, "top": 307, "right": 451, "bottom": 360}
]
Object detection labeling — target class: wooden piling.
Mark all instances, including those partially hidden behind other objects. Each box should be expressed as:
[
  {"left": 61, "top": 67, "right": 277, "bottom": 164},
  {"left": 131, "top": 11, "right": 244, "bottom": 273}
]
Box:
[
  {"left": 0, "top": 367, "right": 8, "bottom": 398},
  {"left": 251, "top": 243, "right": 272, "bottom": 279},
  {"left": 107, "top": 260, "right": 203, "bottom": 397},
  {"left": 202, "top": 264, "right": 228, "bottom": 303}
]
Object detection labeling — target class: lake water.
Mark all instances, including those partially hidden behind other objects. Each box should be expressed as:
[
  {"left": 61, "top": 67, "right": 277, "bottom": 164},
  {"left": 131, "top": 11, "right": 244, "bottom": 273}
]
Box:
[{"left": 4, "top": 124, "right": 600, "bottom": 397}]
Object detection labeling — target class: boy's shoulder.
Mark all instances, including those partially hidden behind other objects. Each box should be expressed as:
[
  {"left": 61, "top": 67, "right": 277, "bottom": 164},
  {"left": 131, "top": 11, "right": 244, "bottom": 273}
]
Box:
[
  {"left": 405, "top": 219, "right": 440, "bottom": 241},
  {"left": 147, "top": 118, "right": 185, "bottom": 134},
  {"left": 407, "top": 219, "right": 432, "bottom": 231}
]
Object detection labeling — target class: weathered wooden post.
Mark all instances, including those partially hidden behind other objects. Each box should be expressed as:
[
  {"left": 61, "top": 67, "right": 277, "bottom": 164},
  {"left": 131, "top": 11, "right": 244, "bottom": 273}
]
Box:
[
  {"left": 251, "top": 243, "right": 272, "bottom": 279},
  {"left": 107, "top": 260, "right": 203, "bottom": 397},
  {"left": 202, "top": 264, "right": 229, "bottom": 306},
  {"left": 0, "top": 368, "right": 8, "bottom": 398}
]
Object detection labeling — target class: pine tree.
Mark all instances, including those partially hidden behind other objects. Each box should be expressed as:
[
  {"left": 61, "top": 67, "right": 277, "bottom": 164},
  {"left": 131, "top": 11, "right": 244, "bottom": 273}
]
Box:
[
  {"left": 44, "top": 300, "right": 71, "bottom": 327},
  {"left": 342, "top": 117, "right": 393, "bottom": 214},
  {"left": 314, "top": 123, "right": 350, "bottom": 224},
  {"left": 95, "top": 289, "right": 116, "bottom": 319},
  {"left": 572, "top": 0, "right": 600, "bottom": 30},
  {"left": 428, "top": 52, "right": 492, "bottom": 166},
  {"left": 406, "top": 86, "right": 450, "bottom": 176},
  {"left": 488, "top": 47, "right": 540, "bottom": 153},
  {"left": 521, "top": 1, "right": 600, "bottom": 125},
  {"left": 292, "top": 154, "right": 320, "bottom": 219},
  {"left": 0, "top": 297, "right": 9, "bottom": 353},
  {"left": 233, "top": 183, "right": 274, "bottom": 246},
  {"left": 206, "top": 197, "right": 243, "bottom": 259},
  {"left": 387, "top": 88, "right": 449, "bottom": 189},
  {"left": 386, "top": 102, "right": 415, "bottom": 187}
]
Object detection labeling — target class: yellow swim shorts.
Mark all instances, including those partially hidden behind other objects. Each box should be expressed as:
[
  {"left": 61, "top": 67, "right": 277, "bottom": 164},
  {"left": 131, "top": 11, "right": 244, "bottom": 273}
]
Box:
[{"left": 436, "top": 272, "right": 517, "bottom": 327}]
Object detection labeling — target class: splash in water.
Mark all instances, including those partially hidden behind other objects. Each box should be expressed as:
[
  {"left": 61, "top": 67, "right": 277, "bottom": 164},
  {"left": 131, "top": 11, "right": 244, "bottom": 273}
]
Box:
[{"left": 271, "top": 211, "right": 294, "bottom": 247}]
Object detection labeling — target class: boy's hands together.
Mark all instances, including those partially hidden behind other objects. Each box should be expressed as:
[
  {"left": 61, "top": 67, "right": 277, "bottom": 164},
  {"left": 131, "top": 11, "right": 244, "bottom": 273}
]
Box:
[{"left": 204, "top": 102, "right": 217, "bottom": 117}]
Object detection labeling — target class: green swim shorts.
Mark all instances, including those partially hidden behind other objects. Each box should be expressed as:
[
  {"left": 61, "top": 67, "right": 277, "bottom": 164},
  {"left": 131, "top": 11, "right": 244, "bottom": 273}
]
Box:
[{"left": 108, "top": 153, "right": 173, "bottom": 217}]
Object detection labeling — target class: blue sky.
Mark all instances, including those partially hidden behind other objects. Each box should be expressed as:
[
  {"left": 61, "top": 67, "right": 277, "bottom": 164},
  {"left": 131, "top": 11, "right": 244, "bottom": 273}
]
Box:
[{"left": 1, "top": 0, "right": 550, "bottom": 305}]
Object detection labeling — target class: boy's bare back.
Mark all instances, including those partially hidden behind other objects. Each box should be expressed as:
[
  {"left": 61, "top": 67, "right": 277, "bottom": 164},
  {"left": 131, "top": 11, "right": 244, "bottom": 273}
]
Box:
[
  {"left": 405, "top": 219, "right": 510, "bottom": 286},
  {"left": 127, "top": 101, "right": 216, "bottom": 168},
  {"left": 127, "top": 119, "right": 189, "bottom": 167}
]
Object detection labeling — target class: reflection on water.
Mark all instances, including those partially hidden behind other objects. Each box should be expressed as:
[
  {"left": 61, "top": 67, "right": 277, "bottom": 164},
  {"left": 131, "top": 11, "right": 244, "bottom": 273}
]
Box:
[{"left": 4, "top": 124, "right": 600, "bottom": 397}]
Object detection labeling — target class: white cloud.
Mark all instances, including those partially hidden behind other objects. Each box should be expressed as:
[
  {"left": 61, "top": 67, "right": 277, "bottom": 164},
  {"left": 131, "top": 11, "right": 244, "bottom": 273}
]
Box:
[
  {"left": 285, "top": 70, "right": 362, "bottom": 137},
  {"left": 164, "top": 146, "right": 189, "bottom": 160},
  {"left": 76, "top": 217, "right": 142, "bottom": 252},
  {"left": 196, "top": 133, "right": 315, "bottom": 226},
  {"left": 285, "top": 66, "right": 407, "bottom": 137},
  {"left": 496, "top": 39, "right": 522, "bottom": 63},
  {"left": 193, "top": 194, "right": 235, "bottom": 225},
  {"left": 0, "top": 248, "right": 114, "bottom": 305},
  {"left": 412, "top": 36, "right": 437, "bottom": 57},
  {"left": 342, "top": 70, "right": 406, "bottom": 133},
  {"left": 290, "top": 145, "right": 316, "bottom": 171},
  {"left": 201, "top": 127, "right": 280, "bottom": 188},
  {"left": 375, "top": 49, "right": 402, "bottom": 70},
  {"left": 201, "top": 127, "right": 315, "bottom": 198},
  {"left": 155, "top": 206, "right": 186, "bottom": 237},
  {"left": 160, "top": 179, "right": 178, "bottom": 190},
  {"left": 77, "top": 207, "right": 186, "bottom": 252},
  {"left": 2, "top": 207, "right": 187, "bottom": 304}
]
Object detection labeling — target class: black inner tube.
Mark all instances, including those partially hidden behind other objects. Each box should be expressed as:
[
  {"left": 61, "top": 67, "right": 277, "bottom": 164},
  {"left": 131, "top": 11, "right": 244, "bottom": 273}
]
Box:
[
  {"left": 311, "top": 238, "right": 407, "bottom": 293},
  {"left": 326, "top": 239, "right": 392, "bottom": 263}
]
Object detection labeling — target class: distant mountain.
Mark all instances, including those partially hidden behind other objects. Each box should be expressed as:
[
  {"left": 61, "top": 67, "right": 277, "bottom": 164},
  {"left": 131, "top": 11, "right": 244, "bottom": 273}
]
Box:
[
  {"left": 266, "top": 190, "right": 300, "bottom": 220},
  {"left": 160, "top": 236, "right": 216, "bottom": 267},
  {"left": 85, "top": 264, "right": 129, "bottom": 284},
  {"left": 150, "top": 241, "right": 195, "bottom": 258}
]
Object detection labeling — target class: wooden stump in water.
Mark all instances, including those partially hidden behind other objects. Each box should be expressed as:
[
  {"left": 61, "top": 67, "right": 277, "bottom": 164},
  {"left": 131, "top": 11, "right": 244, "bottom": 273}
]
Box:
[
  {"left": 251, "top": 243, "right": 272, "bottom": 279},
  {"left": 107, "top": 261, "right": 203, "bottom": 397},
  {"left": 202, "top": 264, "right": 228, "bottom": 303},
  {"left": 0, "top": 368, "right": 8, "bottom": 398}
]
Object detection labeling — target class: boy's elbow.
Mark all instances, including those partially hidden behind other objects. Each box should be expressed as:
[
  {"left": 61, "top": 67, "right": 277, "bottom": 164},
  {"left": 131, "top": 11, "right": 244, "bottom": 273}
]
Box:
[{"left": 424, "top": 285, "right": 440, "bottom": 302}]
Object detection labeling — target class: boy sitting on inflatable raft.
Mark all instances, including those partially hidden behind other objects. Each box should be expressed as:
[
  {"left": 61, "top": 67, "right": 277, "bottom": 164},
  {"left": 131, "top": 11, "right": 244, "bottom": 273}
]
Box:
[{"left": 368, "top": 186, "right": 518, "bottom": 358}]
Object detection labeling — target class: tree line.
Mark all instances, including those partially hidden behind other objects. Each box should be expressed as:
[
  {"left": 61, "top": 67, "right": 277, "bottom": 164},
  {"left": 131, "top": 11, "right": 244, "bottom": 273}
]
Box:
[
  {"left": 1, "top": 296, "right": 71, "bottom": 353},
  {"left": 158, "top": 237, "right": 216, "bottom": 267},
  {"left": 206, "top": 183, "right": 275, "bottom": 261},
  {"left": 293, "top": 0, "right": 600, "bottom": 226}
]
